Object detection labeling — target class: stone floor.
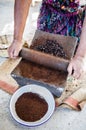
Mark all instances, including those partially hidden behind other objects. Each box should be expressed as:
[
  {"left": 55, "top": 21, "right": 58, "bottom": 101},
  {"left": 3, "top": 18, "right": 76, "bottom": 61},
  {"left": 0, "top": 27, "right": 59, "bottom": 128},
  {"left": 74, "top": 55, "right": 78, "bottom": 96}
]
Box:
[{"left": 0, "top": 1, "right": 86, "bottom": 130}]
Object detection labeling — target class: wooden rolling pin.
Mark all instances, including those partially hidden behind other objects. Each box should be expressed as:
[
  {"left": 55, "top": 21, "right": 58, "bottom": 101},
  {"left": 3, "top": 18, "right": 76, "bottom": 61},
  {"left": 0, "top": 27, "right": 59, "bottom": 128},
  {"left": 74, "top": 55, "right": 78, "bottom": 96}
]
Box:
[{"left": 19, "top": 47, "right": 69, "bottom": 72}]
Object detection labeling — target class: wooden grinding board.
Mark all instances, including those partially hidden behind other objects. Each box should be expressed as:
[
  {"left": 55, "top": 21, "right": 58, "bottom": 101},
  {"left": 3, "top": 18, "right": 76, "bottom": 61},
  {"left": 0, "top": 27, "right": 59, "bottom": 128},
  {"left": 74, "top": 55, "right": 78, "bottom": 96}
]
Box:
[
  {"left": 0, "top": 30, "right": 78, "bottom": 95},
  {"left": 12, "top": 59, "right": 68, "bottom": 88},
  {"left": 31, "top": 30, "right": 78, "bottom": 60},
  {"left": 11, "top": 30, "right": 78, "bottom": 96}
]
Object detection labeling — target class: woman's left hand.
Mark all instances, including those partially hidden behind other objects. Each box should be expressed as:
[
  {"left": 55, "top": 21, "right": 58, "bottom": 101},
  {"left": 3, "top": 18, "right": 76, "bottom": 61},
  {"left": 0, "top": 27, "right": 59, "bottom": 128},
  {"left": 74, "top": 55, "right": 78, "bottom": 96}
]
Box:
[{"left": 67, "top": 56, "right": 86, "bottom": 79}]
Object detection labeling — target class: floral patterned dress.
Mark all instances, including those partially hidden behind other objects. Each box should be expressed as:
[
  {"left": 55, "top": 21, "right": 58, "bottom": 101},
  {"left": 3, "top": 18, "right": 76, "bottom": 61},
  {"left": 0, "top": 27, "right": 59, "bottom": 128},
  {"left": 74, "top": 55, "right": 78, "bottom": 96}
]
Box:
[{"left": 37, "top": 0, "right": 86, "bottom": 40}]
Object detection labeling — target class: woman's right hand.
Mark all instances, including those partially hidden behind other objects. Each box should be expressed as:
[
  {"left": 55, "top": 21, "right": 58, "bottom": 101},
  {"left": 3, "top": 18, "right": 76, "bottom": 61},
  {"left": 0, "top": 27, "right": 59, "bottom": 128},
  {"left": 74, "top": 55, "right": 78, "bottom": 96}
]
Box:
[{"left": 8, "top": 39, "right": 23, "bottom": 59}]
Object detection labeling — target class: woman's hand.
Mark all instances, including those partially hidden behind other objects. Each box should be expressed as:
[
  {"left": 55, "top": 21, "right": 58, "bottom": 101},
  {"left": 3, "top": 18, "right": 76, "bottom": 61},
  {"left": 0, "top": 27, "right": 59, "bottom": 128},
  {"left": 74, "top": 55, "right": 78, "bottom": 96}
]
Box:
[
  {"left": 67, "top": 56, "right": 86, "bottom": 79},
  {"left": 8, "top": 40, "right": 23, "bottom": 59}
]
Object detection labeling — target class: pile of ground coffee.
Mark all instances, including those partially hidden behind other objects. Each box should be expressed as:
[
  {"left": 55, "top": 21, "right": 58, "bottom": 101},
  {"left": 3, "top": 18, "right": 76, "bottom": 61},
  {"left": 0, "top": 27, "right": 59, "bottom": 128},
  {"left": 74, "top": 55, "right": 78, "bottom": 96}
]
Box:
[
  {"left": 15, "top": 92, "right": 48, "bottom": 122},
  {"left": 34, "top": 40, "right": 67, "bottom": 59}
]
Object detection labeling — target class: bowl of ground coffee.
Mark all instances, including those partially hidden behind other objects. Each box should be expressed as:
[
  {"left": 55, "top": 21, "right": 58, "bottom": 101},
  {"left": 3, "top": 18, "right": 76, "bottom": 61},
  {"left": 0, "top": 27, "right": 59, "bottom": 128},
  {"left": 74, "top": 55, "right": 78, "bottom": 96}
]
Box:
[{"left": 10, "top": 84, "right": 55, "bottom": 127}]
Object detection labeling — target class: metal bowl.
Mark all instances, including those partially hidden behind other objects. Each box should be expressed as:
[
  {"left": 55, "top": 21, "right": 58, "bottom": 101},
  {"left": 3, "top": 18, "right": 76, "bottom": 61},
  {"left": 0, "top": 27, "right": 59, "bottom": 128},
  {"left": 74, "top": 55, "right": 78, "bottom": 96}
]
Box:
[{"left": 10, "top": 84, "right": 55, "bottom": 127}]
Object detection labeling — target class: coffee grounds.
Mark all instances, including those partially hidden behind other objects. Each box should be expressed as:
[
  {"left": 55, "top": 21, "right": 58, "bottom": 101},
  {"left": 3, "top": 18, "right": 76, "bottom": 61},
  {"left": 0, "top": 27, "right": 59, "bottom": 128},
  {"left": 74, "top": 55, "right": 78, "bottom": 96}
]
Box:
[
  {"left": 34, "top": 39, "right": 67, "bottom": 59},
  {"left": 15, "top": 92, "right": 48, "bottom": 122}
]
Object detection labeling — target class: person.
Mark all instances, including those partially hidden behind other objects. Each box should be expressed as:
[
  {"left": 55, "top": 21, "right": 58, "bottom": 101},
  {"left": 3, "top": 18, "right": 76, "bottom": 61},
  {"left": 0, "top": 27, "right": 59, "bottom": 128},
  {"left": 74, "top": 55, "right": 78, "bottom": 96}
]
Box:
[{"left": 8, "top": 0, "right": 86, "bottom": 79}]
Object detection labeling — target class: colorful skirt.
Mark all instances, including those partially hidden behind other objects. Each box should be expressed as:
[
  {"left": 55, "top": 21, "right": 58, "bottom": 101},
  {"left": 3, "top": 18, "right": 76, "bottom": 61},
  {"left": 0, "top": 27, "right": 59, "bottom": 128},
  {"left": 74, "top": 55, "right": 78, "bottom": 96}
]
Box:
[{"left": 37, "top": 0, "right": 85, "bottom": 40}]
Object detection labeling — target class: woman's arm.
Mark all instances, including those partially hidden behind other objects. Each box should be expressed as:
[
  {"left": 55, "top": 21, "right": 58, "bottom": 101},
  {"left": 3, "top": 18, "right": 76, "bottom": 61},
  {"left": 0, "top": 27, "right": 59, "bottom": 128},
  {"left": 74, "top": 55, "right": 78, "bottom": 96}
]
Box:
[
  {"left": 8, "top": 0, "right": 32, "bottom": 58},
  {"left": 75, "top": 15, "right": 86, "bottom": 58},
  {"left": 67, "top": 15, "right": 86, "bottom": 78}
]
